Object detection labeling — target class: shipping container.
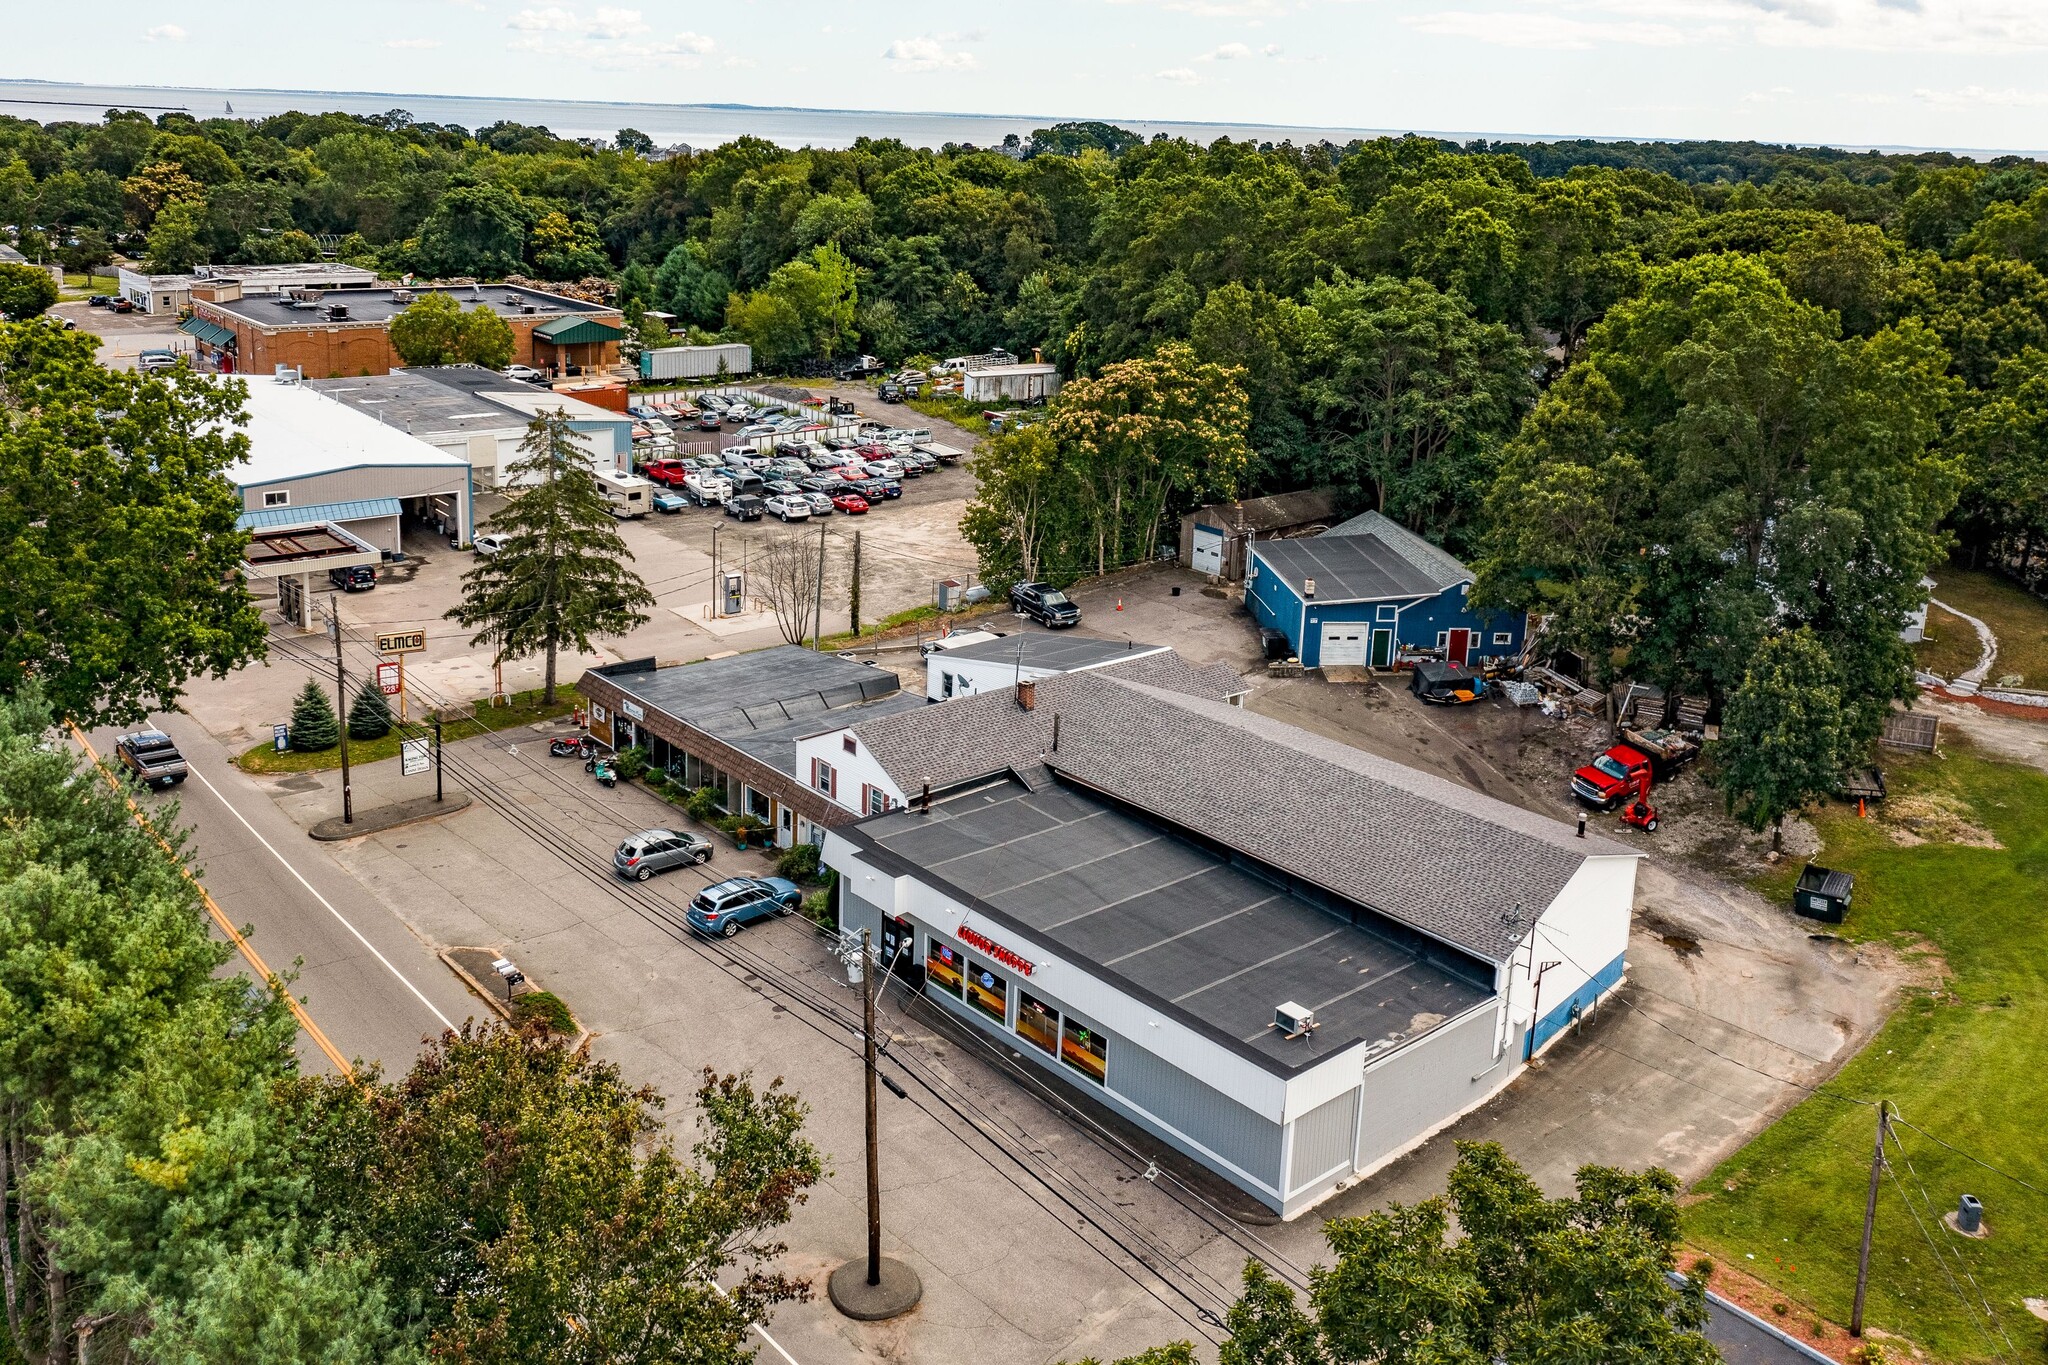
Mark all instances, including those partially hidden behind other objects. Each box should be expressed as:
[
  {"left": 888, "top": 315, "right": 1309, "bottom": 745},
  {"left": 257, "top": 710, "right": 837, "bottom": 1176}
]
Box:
[{"left": 640, "top": 344, "right": 754, "bottom": 382}]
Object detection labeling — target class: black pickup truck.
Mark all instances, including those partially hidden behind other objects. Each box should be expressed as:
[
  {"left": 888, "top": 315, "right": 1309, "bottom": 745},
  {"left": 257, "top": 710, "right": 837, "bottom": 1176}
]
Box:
[{"left": 115, "top": 730, "right": 188, "bottom": 789}]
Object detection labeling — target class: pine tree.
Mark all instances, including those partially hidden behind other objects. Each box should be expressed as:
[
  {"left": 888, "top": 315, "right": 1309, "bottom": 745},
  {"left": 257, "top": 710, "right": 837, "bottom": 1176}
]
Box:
[
  {"left": 348, "top": 676, "right": 392, "bottom": 740},
  {"left": 446, "top": 412, "right": 655, "bottom": 703},
  {"left": 289, "top": 678, "right": 339, "bottom": 751}
]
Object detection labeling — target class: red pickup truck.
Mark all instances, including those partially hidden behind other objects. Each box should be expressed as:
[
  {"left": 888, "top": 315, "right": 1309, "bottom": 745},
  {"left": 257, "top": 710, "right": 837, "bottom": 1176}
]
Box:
[
  {"left": 1571, "top": 745, "right": 1651, "bottom": 810},
  {"left": 638, "top": 458, "right": 692, "bottom": 487}
]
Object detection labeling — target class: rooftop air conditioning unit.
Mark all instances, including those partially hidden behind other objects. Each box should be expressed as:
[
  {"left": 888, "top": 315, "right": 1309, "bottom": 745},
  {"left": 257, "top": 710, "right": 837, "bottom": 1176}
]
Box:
[
  {"left": 1275, "top": 1001, "right": 1317, "bottom": 1039},
  {"left": 391, "top": 288, "right": 414, "bottom": 304},
  {"left": 521, "top": 304, "right": 537, "bottom": 314},
  {"left": 326, "top": 304, "right": 349, "bottom": 320}
]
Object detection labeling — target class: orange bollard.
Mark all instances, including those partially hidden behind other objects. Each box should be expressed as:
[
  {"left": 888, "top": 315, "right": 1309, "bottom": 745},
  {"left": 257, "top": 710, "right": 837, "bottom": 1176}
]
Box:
[{"left": 1859, "top": 797, "right": 1866, "bottom": 819}]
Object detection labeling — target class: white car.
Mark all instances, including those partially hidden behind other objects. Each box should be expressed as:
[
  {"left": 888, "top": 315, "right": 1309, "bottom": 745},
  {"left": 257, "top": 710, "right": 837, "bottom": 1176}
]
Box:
[
  {"left": 684, "top": 472, "right": 734, "bottom": 505},
  {"left": 503, "top": 364, "right": 546, "bottom": 383},
  {"left": 764, "top": 494, "right": 812, "bottom": 522},
  {"left": 473, "top": 533, "right": 507, "bottom": 556},
  {"left": 867, "top": 458, "right": 905, "bottom": 480}
]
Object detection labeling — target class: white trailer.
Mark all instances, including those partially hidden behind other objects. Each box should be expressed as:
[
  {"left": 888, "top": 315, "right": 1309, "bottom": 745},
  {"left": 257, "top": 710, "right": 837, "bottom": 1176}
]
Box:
[
  {"left": 962, "top": 363, "right": 1062, "bottom": 404},
  {"left": 591, "top": 467, "right": 652, "bottom": 517},
  {"left": 640, "top": 343, "right": 754, "bottom": 382}
]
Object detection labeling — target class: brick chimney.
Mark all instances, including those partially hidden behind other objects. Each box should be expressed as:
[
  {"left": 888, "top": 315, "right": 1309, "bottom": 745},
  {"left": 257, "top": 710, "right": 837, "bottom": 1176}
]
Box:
[{"left": 1017, "top": 679, "right": 1037, "bottom": 711}]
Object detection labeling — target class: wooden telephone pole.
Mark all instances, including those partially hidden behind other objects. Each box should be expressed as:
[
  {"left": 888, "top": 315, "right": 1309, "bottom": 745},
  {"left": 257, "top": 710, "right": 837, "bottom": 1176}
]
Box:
[
  {"left": 330, "top": 599, "right": 352, "bottom": 825},
  {"left": 1850, "top": 1100, "right": 1891, "bottom": 1337},
  {"left": 827, "top": 928, "right": 921, "bottom": 1320}
]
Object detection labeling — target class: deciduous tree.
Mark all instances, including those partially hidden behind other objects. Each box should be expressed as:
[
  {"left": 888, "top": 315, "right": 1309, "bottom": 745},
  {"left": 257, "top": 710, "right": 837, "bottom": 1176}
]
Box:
[
  {"left": 1716, "top": 627, "right": 1852, "bottom": 850},
  {"left": 388, "top": 290, "right": 515, "bottom": 369},
  {"left": 446, "top": 412, "right": 654, "bottom": 702},
  {"left": 0, "top": 262, "right": 57, "bottom": 320},
  {"left": 0, "top": 324, "right": 267, "bottom": 726}
]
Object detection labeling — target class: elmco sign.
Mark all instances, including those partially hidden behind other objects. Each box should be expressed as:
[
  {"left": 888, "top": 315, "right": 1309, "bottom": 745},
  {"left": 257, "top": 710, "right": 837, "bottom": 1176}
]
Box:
[{"left": 378, "top": 630, "right": 427, "bottom": 654}]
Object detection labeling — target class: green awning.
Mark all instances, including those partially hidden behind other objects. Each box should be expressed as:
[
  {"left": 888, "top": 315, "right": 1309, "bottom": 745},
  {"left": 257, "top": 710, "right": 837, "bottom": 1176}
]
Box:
[
  {"left": 179, "top": 317, "right": 236, "bottom": 348},
  {"left": 533, "top": 315, "right": 625, "bottom": 346}
]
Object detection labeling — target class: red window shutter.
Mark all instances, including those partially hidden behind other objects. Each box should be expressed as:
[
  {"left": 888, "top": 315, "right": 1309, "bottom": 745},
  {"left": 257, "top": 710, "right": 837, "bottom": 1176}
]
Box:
[{"left": 859, "top": 783, "right": 870, "bottom": 811}]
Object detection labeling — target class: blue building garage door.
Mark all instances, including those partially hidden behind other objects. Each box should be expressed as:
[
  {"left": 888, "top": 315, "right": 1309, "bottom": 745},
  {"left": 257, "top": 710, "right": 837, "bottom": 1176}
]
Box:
[{"left": 1319, "top": 622, "right": 1368, "bottom": 666}]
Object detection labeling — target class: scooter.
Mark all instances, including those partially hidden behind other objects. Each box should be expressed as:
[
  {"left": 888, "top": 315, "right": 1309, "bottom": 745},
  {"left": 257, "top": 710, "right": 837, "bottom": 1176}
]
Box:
[
  {"left": 586, "top": 756, "right": 617, "bottom": 788},
  {"left": 550, "top": 736, "right": 595, "bottom": 758}
]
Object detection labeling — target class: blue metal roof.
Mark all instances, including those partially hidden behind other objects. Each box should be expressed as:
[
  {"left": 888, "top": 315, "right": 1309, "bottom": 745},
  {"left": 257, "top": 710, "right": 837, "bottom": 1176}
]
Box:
[{"left": 236, "top": 498, "right": 403, "bottom": 532}]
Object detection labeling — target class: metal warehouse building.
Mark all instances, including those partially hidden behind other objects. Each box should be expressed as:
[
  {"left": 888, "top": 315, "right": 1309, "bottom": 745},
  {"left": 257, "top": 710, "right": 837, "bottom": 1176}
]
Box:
[
  {"left": 823, "top": 663, "right": 1637, "bottom": 1218},
  {"left": 1246, "top": 511, "right": 1526, "bottom": 670}
]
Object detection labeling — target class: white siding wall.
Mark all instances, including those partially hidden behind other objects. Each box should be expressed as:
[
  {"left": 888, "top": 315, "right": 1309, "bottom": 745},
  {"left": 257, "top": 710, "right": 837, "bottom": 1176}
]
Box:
[
  {"left": 794, "top": 730, "right": 905, "bottom": 815},
  {"left": 1500, "top": 853, "right": 1638, "bottom": 1048}
]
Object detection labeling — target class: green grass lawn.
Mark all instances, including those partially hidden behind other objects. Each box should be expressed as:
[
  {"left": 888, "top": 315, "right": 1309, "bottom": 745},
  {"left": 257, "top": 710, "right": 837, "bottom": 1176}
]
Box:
[
  {"left": 235, "top": 687, "right": 580, "bottom": 773},
  {"left": 1683, "top": 741, "right": 2048, "bottom": 1363},
  {"left": 1912, "top": 604, "right": 1985, "bottom": 681},
  {"left": 1929, "top": 565, "right": 2048, "bottom": 689}
]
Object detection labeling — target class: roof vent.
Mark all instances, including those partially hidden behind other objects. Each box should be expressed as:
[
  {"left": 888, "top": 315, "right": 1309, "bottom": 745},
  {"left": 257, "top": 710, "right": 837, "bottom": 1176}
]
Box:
[
  {"left": 1302, "top": 576, "right": 1316, "bottom": 599},
  {"left": 1275, "top": 1001, "right": 1317, "bottom": 1040},
  {"left": 1016, "top": 679, "right": 1037, "bottom": 711}
]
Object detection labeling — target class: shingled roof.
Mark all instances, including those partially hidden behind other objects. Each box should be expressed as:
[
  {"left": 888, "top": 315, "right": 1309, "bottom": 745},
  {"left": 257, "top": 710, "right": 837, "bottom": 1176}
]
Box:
[
  {"left": 1320, "top": 509, "right": 1472, "bottom": 590},
  {"left": 841, "top": 650, "right": 1633, "bottom": 964}
]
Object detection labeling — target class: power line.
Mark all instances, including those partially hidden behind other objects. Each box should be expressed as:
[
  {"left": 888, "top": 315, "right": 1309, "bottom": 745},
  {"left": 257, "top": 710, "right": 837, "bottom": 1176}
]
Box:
[{"left": 1881, "top": 1128, "right": 2013, "bottom": 1364}]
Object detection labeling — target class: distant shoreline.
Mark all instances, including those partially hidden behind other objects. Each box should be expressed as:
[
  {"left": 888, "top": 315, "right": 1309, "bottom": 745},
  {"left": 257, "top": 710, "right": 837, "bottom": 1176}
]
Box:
[{"left": 0, "top": 75, "right": 2035, "bottom": 160}]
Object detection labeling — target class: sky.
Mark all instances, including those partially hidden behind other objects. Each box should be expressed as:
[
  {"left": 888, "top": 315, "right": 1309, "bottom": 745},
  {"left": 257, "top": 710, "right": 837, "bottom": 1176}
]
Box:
[{"left": 10, "top": 0, "right": 2048, "bottom": 154}]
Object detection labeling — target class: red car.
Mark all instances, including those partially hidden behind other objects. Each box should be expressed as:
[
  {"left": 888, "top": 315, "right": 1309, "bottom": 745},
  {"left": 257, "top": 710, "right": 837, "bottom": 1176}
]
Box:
[
  {"left": 639, "top": 459, "right": 692, "bottom": 487},
  {"left": 831, "top": 464, "right": 872, "bottom": 483},
  {"left": 831, "top": 492, "right": 870, "bottom": 515}
]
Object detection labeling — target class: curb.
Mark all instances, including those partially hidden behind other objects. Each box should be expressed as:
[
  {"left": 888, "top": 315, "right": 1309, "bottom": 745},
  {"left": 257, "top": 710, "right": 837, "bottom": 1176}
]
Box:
[{"left": 309, "top": 792, "right": 472, "bottom": 840}]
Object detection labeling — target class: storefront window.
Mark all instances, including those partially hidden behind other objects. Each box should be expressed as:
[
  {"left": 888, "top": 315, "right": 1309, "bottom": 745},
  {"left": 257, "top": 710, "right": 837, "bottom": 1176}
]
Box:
[
  {"left": 1060, "top": 1015, "right": 1108, "bottom": 1084},
  {"left": 965, "top": 959, "right": 1008, "bottom": 1024},
  {"left": 925, "top": 941, "right": 965, "bottom": 997},
  {"left": 1016, "top": 991, "right": 1058, "bottom": 1055},
  {"left": 746, "top": 786, "right": 771, "bottom": 822}
]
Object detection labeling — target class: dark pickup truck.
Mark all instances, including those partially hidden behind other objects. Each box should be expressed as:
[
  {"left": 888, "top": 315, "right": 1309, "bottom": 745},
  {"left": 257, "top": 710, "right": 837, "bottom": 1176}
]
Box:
[{"left": 115, "top": 730, "right": 188, "bottom": 789}]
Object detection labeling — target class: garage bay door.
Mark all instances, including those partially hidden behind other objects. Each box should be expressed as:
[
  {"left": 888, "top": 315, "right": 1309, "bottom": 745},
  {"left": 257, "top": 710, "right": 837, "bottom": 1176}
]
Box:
[
  {"left": 1191, "top": 526, "right": 1224, "bottom": 576},
  {"left": 1319, "top": 622, "right": 1367, "bottom": 666}
]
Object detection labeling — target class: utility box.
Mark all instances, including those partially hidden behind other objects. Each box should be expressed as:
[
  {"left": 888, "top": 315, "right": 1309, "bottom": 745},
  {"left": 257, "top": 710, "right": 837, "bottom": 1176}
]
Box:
[
  {"left": 721, "top": 571, "right": 744, "bottom": 617},
  {"left": 936, "top": 578, "right": 963, "bottom": 611},
  {"left": 1794, "top": 863, "right": 1854, "bottom": 923},
  {"left": 1957, "top": 1194, "right": 1983, "bottom": 1234}
]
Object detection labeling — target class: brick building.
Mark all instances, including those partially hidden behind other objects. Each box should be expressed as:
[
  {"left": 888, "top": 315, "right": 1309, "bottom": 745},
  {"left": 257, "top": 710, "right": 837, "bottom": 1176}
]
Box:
[{"left": 187, "top": 282, "right": 624, "bottom": 379}]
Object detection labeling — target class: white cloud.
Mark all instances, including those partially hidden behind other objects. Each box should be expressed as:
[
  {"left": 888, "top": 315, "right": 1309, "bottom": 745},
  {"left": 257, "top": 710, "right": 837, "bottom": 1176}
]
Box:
[
  {"left": 585, "top": 6, "right": 648, "bottom": 39},
  {"left": 385, "top": 37, "right": 442, "bottom": 48},
  {"left": 1201, "top": 41, "right": 1254, "bottom": 59},
  {"left": 1404, "top": 11, "right": 1687, "bottom": 48},
  {"left": 143, "top": 23, "right": 186, "bottom": 41},
  {"left": 1401, "top": 0, "right": 2048, "bottom": 54},
  {"left": 882, "top": 36, "right": 978, "bottom": 71},
  {"left": 1154, "top": 66, "right": 1200, "bottom": 82},
  {"left": 508, "top": 7, "right": 577, "bottom": 31},
  {"left": 1915, "top": 84, "right": 2048, "bottom": 108}
]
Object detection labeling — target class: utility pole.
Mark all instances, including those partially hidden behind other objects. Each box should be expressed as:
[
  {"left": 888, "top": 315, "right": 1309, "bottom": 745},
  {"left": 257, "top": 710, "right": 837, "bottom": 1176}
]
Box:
[
  {"left": 850, "top": 529, "right": 863, "bottom": 639},
  {"left": 828, "top": 929, "right": 920, "bottom": 1319},
  {"left": 709, "top": 522, "right": 721, "bottom": 618},
  {"left": 809, "top": 521, "right": 828, "bottom": 649},
  {"left": 1850, "top": 1100, "right": 1891, "bottom": 1337},
  {"left": 861, "top": 928, "right": 882, "bottom": 1284},
  {"left": 433, "top": 714, "right": 444, "bottom": 804},
  {"left": 330, "top": 599, "right": 353, "bottom": 825}
]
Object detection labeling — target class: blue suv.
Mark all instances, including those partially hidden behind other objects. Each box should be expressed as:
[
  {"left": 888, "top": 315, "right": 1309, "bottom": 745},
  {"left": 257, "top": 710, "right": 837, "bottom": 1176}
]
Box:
[{"left": 686, "top": 876, "right": 804, "bottom": 937}]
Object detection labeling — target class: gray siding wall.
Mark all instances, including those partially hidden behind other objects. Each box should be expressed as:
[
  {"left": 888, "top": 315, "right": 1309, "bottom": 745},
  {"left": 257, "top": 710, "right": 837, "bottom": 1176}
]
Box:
[
  {"left": 1355, "top": 1004, "right": 1506, "bottom": 1175},
  {"left": 1288, "top": 1087, "right": 1359, "bottom": 1193},
  {"left": 1103, "top": 1020, "right": 1283, "bottom": 1193},
  {"left": 841, "top": 887, "right": 886, "bottom": 942}
]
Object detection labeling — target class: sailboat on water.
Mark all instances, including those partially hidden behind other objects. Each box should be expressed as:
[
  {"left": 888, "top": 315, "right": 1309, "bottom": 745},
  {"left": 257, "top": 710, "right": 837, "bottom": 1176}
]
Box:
[{"left": 224, "top": 100, "right": 234, "bottom": 114}]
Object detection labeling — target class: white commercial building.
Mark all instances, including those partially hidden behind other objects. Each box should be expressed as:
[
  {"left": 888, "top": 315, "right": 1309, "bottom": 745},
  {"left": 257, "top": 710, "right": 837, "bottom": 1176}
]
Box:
[
  {"left": 226, "top": 374, "right": 474, "bottom": 553},
  {"left": 812, "top": 651, "right": 1639, "bottom": 1218},
  {"left": 921, "top": 629, "right": 1246, "bottom": 704}
]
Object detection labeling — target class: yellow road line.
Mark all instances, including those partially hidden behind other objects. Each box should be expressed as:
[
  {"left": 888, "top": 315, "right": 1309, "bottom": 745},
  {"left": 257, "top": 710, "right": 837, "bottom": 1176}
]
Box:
[{"left": 67, "top": 724, "right": 357, "bottom": 1080}]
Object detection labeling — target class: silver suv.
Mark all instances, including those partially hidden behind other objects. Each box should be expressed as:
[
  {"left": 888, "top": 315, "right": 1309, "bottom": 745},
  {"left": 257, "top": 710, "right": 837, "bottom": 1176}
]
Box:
[{"left": 613, "top": 828, "right": 714, "bottom": 881}]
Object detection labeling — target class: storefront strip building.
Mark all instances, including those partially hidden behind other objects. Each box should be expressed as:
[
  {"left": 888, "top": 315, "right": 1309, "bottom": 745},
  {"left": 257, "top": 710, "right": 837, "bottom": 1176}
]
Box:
[
  {"left": 577, "top": 649, "right": 923, "bottom": 848},
  {"left": 821, "top": 662, "right": 1638, "bottom": 1218}
]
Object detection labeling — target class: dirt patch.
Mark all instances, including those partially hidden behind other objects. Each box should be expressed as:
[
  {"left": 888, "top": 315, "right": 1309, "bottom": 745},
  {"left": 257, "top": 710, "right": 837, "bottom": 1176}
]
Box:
[
  {"left": 1682, "top": 1249, "right": 1860, "bottom": 1363},
  {"left": 1880, "top": 791, "right": 2003, "bottom": 848}
]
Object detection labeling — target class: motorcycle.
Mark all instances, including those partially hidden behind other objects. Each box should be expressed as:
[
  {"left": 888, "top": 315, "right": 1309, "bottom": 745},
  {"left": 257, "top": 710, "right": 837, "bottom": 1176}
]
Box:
[
  {"left": 550, "top": 736, "right": 595, "bottom": 758},
  {"left": 586, "top": 757, "right": 617, "bottom": 788}
]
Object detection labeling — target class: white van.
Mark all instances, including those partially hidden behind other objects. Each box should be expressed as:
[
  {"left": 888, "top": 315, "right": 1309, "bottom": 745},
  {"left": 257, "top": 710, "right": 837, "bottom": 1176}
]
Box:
[{"left": 590, "top": 468, "right": 652, "bottom": 518}]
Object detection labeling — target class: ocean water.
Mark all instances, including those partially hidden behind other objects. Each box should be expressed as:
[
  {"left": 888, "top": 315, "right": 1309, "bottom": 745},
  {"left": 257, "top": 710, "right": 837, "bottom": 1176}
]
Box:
[{"left": 0, "top": 76, "right": 1510, "bottom": 151}]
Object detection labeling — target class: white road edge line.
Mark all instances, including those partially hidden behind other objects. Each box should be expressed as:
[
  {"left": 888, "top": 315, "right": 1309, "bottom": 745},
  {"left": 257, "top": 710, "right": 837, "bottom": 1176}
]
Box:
[
  {"left": 708, "top": 1281, "right": 801, "bottom": 1365},
  {"left": 183, "top": 764, "right": 459, "bottom": 1032}
]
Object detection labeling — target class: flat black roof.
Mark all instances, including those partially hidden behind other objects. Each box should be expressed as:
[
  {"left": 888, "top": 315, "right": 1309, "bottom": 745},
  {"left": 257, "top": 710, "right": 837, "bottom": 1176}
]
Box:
[
  {"left": 934, "top": 633, "right": 1167, "bottom": 671},
  {"left": 207, "top": 283, "right": 611, "bottom": 329},
  {"left": 849, "top": 778, "right": 1493, "bottom": 1076}
]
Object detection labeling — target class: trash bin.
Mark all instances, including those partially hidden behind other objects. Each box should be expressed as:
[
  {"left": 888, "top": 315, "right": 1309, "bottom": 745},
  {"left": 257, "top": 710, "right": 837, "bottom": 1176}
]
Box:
[
  {"left": 1958, "top": 1194, "right": 1983, "bottom": 1233},
  {"left": 1794, "top": 863, "right": 1854, "bottom": 922}
]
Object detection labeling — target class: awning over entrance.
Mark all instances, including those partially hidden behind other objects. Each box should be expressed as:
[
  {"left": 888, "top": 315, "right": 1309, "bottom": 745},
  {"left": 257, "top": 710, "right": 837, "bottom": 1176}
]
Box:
[
  {"left": 534, "top": 315, "right": 626, "bottom": 346},
  {"left": 179, "top": 316, "right": 237, "bottom": 348}
]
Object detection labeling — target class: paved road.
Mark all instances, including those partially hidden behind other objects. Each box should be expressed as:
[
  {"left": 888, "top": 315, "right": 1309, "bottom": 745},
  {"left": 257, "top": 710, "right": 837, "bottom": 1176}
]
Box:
[{"left": 84, "top": 715, "right": 479, "bottom": 1075}]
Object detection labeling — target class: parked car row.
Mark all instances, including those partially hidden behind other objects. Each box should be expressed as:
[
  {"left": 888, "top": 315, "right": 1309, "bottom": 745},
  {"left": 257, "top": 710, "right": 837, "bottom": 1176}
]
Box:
[{"left": 634, "top": 424, "right": 947, "bottom": 521}]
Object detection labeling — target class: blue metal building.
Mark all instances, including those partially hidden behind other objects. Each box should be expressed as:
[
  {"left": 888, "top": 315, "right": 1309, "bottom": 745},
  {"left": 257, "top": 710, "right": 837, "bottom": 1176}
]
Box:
[{"left": 1246, "top": 511, "right": 1526, "bottom": 669}]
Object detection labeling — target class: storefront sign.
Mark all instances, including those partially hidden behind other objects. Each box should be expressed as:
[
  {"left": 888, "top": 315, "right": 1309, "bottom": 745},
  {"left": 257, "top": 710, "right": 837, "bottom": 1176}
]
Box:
[
  {"left": 622, "top": 700, "right": 645, "bottom": 721},
  {"left": 377, "top": 630, "right": 427, "bottom": 654},
  {"left": 376, "top": 661, "right": 402, "bottom": 696},
  {"left": 957, "top": 924, "right": 1034, "bottom": 976}
]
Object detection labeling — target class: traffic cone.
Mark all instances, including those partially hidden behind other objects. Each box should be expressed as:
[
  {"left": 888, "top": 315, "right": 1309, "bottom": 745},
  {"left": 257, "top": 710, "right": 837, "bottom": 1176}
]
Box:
[{"left": 1115, "top": 598, "right": 1123, "bottom": 611}]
